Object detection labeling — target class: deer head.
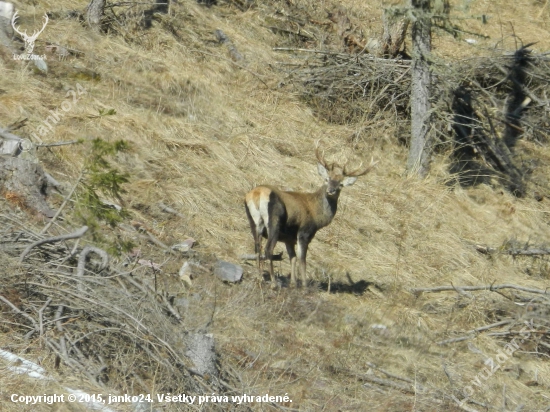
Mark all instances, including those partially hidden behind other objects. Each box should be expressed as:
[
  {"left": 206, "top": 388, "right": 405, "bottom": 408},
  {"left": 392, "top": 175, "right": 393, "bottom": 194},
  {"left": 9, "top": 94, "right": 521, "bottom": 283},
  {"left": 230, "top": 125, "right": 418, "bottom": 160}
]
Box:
[
  {"left": 315, "top": 144, "right": 377, "bottom": 196},
  {"left": 11, "top": 11, "right": 48, "bottom": 55}
]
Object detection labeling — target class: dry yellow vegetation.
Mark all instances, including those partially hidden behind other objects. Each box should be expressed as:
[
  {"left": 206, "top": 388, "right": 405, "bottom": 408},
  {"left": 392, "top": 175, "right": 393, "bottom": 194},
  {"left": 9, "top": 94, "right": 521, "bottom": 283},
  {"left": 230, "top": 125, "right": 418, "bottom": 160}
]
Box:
[{"left": 1, "top": 0, "right": 550, "bottom": 411}]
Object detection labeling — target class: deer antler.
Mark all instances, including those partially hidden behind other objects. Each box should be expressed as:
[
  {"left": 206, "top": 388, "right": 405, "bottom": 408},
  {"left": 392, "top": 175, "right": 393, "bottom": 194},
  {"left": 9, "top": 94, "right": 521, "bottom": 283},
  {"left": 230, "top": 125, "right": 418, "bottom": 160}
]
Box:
[
  {"left": 315, "top": 141, "right": 331, "bottom": 170},
  {"left": 343, "top": 157, "right": 378, "bottom": 177}
]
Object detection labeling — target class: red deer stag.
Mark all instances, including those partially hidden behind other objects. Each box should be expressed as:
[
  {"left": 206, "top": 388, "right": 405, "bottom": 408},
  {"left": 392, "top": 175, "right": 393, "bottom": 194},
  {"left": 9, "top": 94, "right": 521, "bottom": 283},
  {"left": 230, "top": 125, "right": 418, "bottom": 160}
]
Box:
[{"left": 244, "top": 146, "right": 376, "bottom": 287}]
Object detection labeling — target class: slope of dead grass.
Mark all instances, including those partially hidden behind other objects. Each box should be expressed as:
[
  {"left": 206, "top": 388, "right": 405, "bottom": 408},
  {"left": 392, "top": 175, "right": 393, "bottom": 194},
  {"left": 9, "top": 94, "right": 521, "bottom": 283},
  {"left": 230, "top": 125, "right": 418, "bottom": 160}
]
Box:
[{"left": 1, "top": 0, "right": 550, "bottom": 411}]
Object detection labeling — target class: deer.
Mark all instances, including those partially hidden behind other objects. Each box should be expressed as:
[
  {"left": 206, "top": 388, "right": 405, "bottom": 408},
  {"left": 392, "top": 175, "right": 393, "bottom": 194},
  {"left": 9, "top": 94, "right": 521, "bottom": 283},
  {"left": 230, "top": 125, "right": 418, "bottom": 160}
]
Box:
[
  {"left": 244, "top": 146, "right": 376, "bottom": 288},
  {"left": 11, "top": 11, "right": 48, "bottom": 56}
]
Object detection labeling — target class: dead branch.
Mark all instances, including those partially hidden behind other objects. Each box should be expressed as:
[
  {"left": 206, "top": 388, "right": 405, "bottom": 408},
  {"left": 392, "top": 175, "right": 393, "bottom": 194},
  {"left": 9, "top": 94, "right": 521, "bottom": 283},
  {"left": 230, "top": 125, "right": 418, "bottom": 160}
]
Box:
[
  {"left": 122, "top": 273, "right": 182, "bottom": 322},
  {"left": 40, "top": 170, "right": 83, "bottom": 235},
  {"left": 38, "top": 298, "right": 52, "bottom": 337},
  {"left": 215, "top": 29, "right": 244, "bottom": 62},
  {"left": 506, "top": 247, "right": 550, "bottom": 256},
  {"left": 240, "top": 252, "right": 284, "bottom": 261},
  {"left": 144, "top": 230, "right": 170, "bottom": 250},
  {"left": 0, "top": 126, "right": 23, "bottom": 142},
  {"left": 158, "top": 202, "right": 185, "bottom": 219},
  {"left": 19, "top": 226, "right": 89, "bottom": 263},
  {"left": 0, "top": 294, "right": 39, "bottom": 334},
  {"left": 357, "top": 373, "right": 416, "bottom": 394},
  {"left": 366, "top": 362, "right": 425, "bottom": 391},
  {"left": 437, "top": 319, "right": 514, "bottom": 345},
  {"left": 36, "top": 140, "right": 81, "bottom": 148},
  {"left": 475, "top": 243, "right": 550, "bottom": 257},
  {"left": 77, "top": 245, "right": 110, "bottom": 277},
  {"left": 411, "top": 284, "right": 549, "bottom": 296}
]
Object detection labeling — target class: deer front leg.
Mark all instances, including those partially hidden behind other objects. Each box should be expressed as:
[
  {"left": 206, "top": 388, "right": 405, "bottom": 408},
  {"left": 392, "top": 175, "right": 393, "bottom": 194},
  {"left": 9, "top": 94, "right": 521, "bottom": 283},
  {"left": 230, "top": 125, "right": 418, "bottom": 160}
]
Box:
[{"left": 296, "top": 233, "right": 311, "bottom": 288}]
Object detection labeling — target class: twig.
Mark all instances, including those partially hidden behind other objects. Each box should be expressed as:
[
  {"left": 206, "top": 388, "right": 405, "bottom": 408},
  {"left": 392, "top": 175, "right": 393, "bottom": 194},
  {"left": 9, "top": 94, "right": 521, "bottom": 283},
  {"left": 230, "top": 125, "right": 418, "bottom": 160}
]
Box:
[
  {"left": 0, "top": 295, "right": 39, "bottom": 339},
  {"left": 38, "top": 298, "right": 53, "bottom": 338},
  {"left": 19, "top": 226, "right": 89, "bottom": 263}
]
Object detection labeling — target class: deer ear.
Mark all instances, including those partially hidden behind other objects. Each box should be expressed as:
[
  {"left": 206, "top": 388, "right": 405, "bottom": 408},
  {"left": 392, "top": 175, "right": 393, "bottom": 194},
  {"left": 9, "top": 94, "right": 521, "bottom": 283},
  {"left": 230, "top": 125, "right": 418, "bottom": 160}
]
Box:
[
  {"left": 317, "top": 163, "right": 329, "bottom": 179},
  {"left": 342, "top": 176, "right": 357, "bottom": 187}
]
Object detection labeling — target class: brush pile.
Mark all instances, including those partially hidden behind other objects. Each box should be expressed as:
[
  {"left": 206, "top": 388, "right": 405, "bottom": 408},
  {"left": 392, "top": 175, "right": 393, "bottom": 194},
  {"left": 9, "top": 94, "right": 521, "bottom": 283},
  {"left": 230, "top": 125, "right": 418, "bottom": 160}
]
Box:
[{"left": 0, "top": 212, "right": 230, "bottom": 402}]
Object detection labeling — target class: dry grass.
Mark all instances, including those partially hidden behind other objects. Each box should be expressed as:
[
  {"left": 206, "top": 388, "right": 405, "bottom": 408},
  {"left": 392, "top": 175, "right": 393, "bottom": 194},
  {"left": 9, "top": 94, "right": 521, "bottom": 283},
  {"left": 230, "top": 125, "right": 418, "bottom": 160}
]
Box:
[{"left": 1, "top": 0, "right": 550, "bottom": 411}]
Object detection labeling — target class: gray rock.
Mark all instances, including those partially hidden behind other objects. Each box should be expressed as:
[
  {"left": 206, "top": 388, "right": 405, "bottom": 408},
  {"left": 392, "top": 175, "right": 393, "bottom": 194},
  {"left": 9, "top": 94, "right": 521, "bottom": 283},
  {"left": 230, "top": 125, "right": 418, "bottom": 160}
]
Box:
[
  {"left": 186, "top": 332, "right": 218, "bottom": 379},
  {"left": 214, "top": 260, "right": 242, "bottom": 283}
]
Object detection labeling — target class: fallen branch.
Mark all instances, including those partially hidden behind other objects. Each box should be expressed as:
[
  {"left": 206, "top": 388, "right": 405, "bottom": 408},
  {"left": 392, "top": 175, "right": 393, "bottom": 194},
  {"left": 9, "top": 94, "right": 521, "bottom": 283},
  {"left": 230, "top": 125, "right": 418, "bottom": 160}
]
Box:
[
  {"left": 158, "top": 202, "right": 185, "bottom": 219},
  {"left": 215, "top": 29, "right": 244, "bottom": 62},
  {"left": 475, "top": 244, "right": 550, "bottom": 256},
  {"left": 36, "top": 140, "right": 81, "bottom": 148},
  {"left": 38, "top": 298, "right": 53, "bottom": 338},
  {"left": 77, "top": 246, "right": 109, "bottom": 277},
  {"left": 366, "top": 362, "right": 425, "bottom": 391},
  {"left": 19, "top": 226, "right": 89, "bottom": 263},
  {"left": 506, "top": 247, "right": 550, "bottom": 256},
  {"left": 0, "top": 126, "right": 23, "bottom": 141},
  {"left": 358, "top": 374, "right": 416, "bottom": 394},
  {"left": 272, "top": 47, "right": 411, "bottom": 66},
  {"left": 240, "top": 253, "right": 284, "bottom": 261},
  {"left": 0, "top": 295, "right": 39, "bottom": 336},
  {"left": 437, "top": 319, "right": 513, "bottom": 345},
  {"left": 40, "top": 171, "right": 83, "bottom": 235},
  {"left": 411, "top": 284, "right": 549, "bottom": 296}
]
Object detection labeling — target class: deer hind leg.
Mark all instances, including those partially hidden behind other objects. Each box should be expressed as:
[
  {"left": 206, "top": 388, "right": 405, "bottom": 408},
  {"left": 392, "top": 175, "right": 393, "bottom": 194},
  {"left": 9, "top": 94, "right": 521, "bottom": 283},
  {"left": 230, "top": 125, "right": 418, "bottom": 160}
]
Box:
[
  {"left": 285, "top": 241, "right": 297, "bottom": 287},
  {"left": 264, "top": 219, "right": 281, "bottom": 288},
  {"left": 245, "top": 201, "right": 263, "bottom": 277}
]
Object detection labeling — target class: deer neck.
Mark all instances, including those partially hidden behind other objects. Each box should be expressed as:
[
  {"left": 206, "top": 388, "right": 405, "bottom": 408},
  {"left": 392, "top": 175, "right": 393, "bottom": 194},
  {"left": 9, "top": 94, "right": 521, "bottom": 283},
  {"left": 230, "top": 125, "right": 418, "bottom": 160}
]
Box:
[{"left": 314, "top": 185, "right": 339, "bottom": 228}]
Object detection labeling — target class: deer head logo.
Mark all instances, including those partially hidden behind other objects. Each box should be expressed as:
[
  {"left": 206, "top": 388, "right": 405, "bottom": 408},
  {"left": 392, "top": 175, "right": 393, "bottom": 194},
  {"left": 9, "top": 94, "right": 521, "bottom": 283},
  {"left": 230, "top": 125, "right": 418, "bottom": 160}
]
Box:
[{"left": 11, "top": 11, "right": 48, "bottom": 56}]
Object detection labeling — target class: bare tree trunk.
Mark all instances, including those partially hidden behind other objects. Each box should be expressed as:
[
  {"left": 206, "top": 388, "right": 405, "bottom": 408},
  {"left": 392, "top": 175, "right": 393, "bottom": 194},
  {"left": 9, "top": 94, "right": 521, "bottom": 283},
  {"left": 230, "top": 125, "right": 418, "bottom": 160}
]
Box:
[
  {"left": 86, "top": 0, "right": 105, "bottom": 31},
  {"left": 406, "top": 0, "right": 432, "bottom": 177}
]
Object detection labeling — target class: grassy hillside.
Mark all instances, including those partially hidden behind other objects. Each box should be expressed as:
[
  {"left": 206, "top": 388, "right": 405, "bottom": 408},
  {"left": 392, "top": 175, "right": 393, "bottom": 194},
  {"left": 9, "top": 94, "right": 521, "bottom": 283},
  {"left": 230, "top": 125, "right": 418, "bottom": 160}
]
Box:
[{"left": 1, "top": 0, "right": 550, "bottom": 410}]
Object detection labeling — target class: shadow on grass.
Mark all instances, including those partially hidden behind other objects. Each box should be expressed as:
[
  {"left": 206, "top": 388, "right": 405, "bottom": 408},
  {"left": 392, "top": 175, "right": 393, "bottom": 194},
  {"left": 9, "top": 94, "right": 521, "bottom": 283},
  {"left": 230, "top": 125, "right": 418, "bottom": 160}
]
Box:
[
  {"left": 317, "top": 279, "right": 372, "bottom": 295},
  {"left": 259, "top": 270, "right": 374, "bottom": 295}
]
